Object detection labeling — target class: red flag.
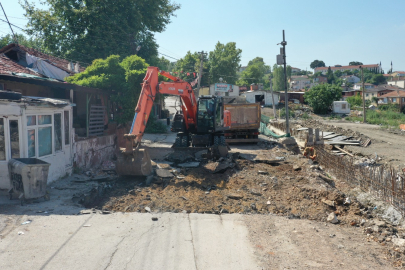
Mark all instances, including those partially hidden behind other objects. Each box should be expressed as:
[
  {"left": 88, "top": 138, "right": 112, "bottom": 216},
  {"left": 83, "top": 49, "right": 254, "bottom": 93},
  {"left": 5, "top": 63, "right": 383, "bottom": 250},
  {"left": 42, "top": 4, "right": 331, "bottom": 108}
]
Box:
[
  {"left": 193, "top": 72, "right": 196, "bottom": 78},
  {"left": 187, "top": 72, "right": 190, "bottom": 76}
]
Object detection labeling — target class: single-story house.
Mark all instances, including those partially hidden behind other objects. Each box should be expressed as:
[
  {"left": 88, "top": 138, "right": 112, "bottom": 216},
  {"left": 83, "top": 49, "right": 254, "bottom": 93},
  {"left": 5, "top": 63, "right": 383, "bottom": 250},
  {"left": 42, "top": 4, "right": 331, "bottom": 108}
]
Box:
[
  {"left": 241, "top": 90, "right": 279, "bottom": 106},
  {"left": 278, "top": 91, "right": 305, "bottom": 104},
  {"left": 332, "top": 101, "right": 350, "bottom": 114},
  {"left": 378, "top": 90, "right": 405, "bottom": 108}
]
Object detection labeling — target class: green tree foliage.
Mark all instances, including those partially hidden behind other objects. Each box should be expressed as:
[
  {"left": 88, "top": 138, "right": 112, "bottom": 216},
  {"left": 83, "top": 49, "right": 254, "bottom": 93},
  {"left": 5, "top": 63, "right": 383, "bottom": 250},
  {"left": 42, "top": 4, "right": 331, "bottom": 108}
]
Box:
[
  {"left": 310, "top": 60, "right": 326, "bottom": 69},
  {"left": 0, "top": 33, "right": 46, "bottom": 51},
  {"left": 208, "top": 42, "right": 242, "bottom": 84},
  {"left": 272, "top": 64, "right": 292, "bottom": 91},
  {"left": 304, "top": 84, "right": 342, "bottom": 114},
  {"left": 155, "top": 56, "right": 172, "bottom": 71},
  {"left": 66, "top": 55, "right": 149, "bottom": 124},
  {"left": 21, "top": 0, "right": 180, "bottom": 64},
  {"left": 334, "top": 70, "right": 342, "bottom": 78},
  {"left": 370, "top": 74, "right": 386, "bottom": 85},
  {"left": 326, "top": 66, "right": 334, "bottom": 84},
  {"left": 346, "top": 93, "right": 363, "bottom": 107},
  {"left": 237, "top": 57, "right": 270, "bottom": 86},
  {"left": 349, "top": 61, "right": 363, "bottom": 66},
  {"left": 171, "top": 51, "right": 199, "bottom": 82}
]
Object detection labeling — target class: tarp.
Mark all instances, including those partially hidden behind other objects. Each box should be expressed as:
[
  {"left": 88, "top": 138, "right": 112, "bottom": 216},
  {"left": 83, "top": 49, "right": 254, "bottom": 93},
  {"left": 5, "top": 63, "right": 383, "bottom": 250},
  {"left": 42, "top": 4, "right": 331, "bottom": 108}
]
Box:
[
  {"left": 26, "top": 53, "right": 69, "bottom": 81},
  {"left": 259, "top": 114, "right": 288, "bottom": 138}
]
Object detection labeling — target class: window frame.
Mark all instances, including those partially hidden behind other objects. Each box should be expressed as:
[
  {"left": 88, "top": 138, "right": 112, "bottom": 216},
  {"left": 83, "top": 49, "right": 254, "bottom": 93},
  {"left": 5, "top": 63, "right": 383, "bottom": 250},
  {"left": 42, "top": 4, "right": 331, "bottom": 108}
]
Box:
[{"left": 25, "top": 111, "right": 67, "bottom": 158}]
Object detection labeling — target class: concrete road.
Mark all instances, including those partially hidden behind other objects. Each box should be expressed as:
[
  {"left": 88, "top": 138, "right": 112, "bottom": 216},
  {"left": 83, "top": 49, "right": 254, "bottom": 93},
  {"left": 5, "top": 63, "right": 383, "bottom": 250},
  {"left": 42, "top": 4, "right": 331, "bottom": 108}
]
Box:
[{"left": 0, "top": 212, "right": 260, "bottom": 270}]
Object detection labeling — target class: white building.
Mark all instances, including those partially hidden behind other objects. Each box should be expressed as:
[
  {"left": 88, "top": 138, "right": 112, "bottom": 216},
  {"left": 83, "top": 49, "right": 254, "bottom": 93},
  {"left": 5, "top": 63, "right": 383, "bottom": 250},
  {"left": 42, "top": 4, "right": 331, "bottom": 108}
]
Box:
[
  {"left": 241, "top": 90, "right": 279, "bottom": 106},
  {"left": 0, "top": 97, "right": 73, "bottom": 189},
  {"left": 388, "top": 79, "right": 405, "bottom": 88},
  {"left": 332, "top": 101, "right": 350, "bottom": 114},
  {"left": 342, "top": 75, "right": 360, "bottom": 84},
  {"left": 353, "top": 83, "right": 376, "bottom": 90},
  {"left": 290, "top": 76, "right": 311, "bottom": 90},
  {"left": 314, "top": 64, "right": 381, "bottom": 75},
  {"left": 291, "top": 67, "right": 301, "bottom": 73}
]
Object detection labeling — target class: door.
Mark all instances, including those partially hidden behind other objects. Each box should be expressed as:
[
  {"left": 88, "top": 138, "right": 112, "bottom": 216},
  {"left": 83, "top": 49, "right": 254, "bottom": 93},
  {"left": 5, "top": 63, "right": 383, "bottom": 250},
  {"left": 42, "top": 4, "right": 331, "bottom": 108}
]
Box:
[{"left": 8, "top": 117, "right": 22, "bottom": 159}]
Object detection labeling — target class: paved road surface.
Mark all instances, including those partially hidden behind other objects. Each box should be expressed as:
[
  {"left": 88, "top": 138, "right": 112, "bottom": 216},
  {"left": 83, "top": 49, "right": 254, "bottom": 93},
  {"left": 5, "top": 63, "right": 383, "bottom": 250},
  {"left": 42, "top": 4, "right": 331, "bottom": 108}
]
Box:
[{"left": 0, "top": 212, "right": 260, "bottom": 270}]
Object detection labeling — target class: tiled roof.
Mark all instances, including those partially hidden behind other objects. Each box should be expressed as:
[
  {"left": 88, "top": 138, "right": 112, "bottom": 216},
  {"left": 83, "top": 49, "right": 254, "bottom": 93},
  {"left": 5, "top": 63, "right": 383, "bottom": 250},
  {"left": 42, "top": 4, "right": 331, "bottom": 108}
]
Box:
[
  {"left": 0, "top": 54, "right": 45, "bottom": 77},
  {"left": 378, "top": 90, "right": 405, "bottom": 98},
  {"left": 315, "top": 64, "right": 379, "bottom": 71},
  {"left": 0, "top": 43, "right": 85, "bottom": 75},
  {"left": 354, "top": 82, "right": 373, "bottom": 86},
  {"left": 376, "top": 84, "right": 403, "bottom": 91}
]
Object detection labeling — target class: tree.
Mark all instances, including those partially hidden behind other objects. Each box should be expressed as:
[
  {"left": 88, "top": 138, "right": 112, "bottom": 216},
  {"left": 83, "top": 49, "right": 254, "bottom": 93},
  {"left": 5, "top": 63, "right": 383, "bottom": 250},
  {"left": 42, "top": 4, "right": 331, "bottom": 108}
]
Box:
[
  {"left": 21, "top": 0, "right": 180, "bottom": 64},
  {"left": 334, "top": 70, "right": 342, "bottom": 78},
  {"left": 171, "top": 51, "right": 199, "bottom": 82},
  {"left": 310, "top": 60, "right": 326, "bottom": 69},
  {"left": 0, "top": 33, "right": 47, "bottom": 51},
  {"left": 349, "top": 61, "right": 363, "bottom": 66},
  {"left": 304, "top": 84, "right": 341, "bottom": 114},
  {"left": 326, "top": 66, "right": 334, "bottom": 84},
  {"left": 272, "top": 64, "right": 292, "bottom": 91},
  {"left": 237, "top": 56, "right": 269, "bottom": 86},
  {"left": 346, "top": 93, "right": 362, "bottom": 107},
  {"left": 66, "top": 54, "right": 149, "bottom": 124},
  {"left": 208, "top": 42, "right": 242, "bottom": 84},
  {"left": 370, "top": 74, "right": 386, "bottom": 85}
]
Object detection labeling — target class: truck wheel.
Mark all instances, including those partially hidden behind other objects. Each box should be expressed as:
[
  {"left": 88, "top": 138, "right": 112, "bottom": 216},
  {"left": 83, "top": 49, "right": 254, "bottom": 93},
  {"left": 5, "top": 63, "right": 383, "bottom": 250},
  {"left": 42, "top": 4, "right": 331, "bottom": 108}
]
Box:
[
  {"left": 174, "top": 136, "right": 181, "bottom": 147},
  {"left": 214, "top": 136, "right": 219, "bottom": 146},
  {"left": 181, "top": 135, "right": 188, "bottom": 147},
  {"left": 220, "top": 136, "right": 226, "bottom": 146}
]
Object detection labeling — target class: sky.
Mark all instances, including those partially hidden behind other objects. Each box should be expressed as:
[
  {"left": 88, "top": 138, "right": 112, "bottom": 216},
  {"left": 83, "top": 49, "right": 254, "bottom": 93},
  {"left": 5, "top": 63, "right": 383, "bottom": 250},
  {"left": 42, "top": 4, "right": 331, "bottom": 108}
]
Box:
[{"left": 1, "top": 0, "right": 405, "bottom": 72}]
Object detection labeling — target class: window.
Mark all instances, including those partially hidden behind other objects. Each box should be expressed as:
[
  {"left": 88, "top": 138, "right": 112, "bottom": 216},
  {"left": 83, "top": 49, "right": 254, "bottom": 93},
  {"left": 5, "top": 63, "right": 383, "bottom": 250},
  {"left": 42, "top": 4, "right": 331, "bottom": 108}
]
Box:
[
  {"left": 54, "top": 113, "right": 62, "bottom": 151},
  {"left": 64, "top": 111, "right": 70, "bottom": 145},
  {"left": 0, "top": 118, "right": 5, "bottom": 160},
  {"left": 26, "top": 114, "right": 54, "bottom": 157},
  {"left": 393, "top": 98, "right": 397, "bottom": 102},
  {"left": 9, "top": 120, "right": 20, "bottom": 158},
  {"left": 342, "top": 103, "right": 346, "bottom": 110},
  {"left": 366, "top": 94, "right": 369, "bottom": 97}
]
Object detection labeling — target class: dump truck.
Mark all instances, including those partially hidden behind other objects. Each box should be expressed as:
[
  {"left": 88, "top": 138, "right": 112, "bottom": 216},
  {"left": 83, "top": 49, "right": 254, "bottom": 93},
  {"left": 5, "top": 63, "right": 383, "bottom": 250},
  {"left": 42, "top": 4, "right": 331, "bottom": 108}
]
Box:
[{"left": 223, "top": 102, "right": 261, "bottom": 143}]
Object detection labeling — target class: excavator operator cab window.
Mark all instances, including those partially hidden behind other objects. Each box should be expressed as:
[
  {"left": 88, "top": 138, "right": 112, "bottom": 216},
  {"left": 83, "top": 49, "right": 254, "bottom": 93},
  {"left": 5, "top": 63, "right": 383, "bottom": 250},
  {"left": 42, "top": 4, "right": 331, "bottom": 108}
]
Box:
[{"left": 197, "top": 98, "right": 214, "bottom": 132}]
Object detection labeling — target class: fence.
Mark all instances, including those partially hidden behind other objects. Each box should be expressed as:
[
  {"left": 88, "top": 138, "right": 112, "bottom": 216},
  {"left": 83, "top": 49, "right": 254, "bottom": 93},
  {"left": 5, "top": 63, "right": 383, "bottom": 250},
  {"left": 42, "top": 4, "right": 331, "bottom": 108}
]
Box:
[{"left": 315, "top": 144, "right": 405, "bottom": 215}]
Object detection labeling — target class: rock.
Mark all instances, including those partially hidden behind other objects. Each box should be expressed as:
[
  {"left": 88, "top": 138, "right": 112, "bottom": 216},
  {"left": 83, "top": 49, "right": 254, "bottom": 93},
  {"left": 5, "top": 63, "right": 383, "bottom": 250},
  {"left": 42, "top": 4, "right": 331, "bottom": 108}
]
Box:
[
  {"left": 322, "top": 199, "right": 335, "bottom": 207},
  {"left": 250, "top": 190, "right": 262, "bottom": 196},
  {"left": 156, "top": 168, "right": 174, "bottom": 178},
  {"left": 310, "top": 165, "right": 319, "bottom": 170},
  {"left": 372, "top": 225, "right": 380, "bottom": 233},
  {"left": 178, "top": 162, "right": 200, "bottom": 168},
  {"left": 262, "top": 188, "right": 268, "bottom": 191},
  {"left": 204, "top": 161, "right": 234, "bottom": 173},
  {"left": 217, "top": 145, "right": 229, "bottom": 157},
  {"left": 250, "top": 203, "right": 257, "bottom": 210},
  {"left": 360, "top": 219, "right": 366, "bottom": 226},
  {"left": 145, "top": 207, "right": 151, "bottom": 213},
  {"left": 194, "top": 150, "right": 208, "bottom": 160},
  {"left": 220, "top": 208, "right": 229, "bottom": 214},
  {"left": 166, "top": 152, "right": 194, "bottom": 164},
  {"left": 279, "top": 137, "right": 296, "bottom": 145},
  {"left": 145, "top": 175, "right": 154, "bottom": 186},
  {"left": 266, "top": 201, "right": 271, "bottom": 205},
  {"left": 364, "top": 227, "right": 373, "bottom": 234},
  {"left": 327, "top": 212, "right": 339, "bottom": 224},
  {"left": 293, "top": 165, "right": 301, "bottom": 171},
  {"left": 152, "top": 217, "right": 158, "bottom": 221},
  {"left": 227, "top": 194, "right": 243, "bottom": 200},
  {"left": 374, "top": 220, "right": 386, "bottom": 227},
  {"left": 392, "top": 238, "right": 405, "bottom": 247},
  {"left": 258, "top": 170, "right": 269, "bottom": 175},
  {"left": 344, "top": 197, "right": 351, "bottom": 205},
  {"left": 102, "top": 210, "right": 110, "bottom": 214}
]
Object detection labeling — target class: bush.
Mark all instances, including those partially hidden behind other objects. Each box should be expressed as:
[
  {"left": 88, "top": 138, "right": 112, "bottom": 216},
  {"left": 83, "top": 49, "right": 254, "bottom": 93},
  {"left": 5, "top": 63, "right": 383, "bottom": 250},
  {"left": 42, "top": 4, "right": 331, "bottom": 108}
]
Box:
[
  {"left": 346, "top": 93, "right": 362, "bottom": 107},
  {"left": 301, "top": 112, "right": 311, "bottom": 119},
  {"left": 379, "top": 104, "right": 399, "bottom": 111},
  {"left": 280, "top": 108, "right": 295, "bottom": 118},
  {"left": 304, "top": 84, "right": 341, "bottom": 114},
  {"left": 145, "top": 115, "right": 167, "bottom": 133}
]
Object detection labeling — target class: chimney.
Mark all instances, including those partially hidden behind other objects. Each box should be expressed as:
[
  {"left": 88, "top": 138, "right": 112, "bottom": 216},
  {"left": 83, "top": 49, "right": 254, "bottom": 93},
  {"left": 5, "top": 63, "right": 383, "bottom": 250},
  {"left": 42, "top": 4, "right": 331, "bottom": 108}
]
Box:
[{"left": 74, "top": 62, "right": 80, "bottom": 73}]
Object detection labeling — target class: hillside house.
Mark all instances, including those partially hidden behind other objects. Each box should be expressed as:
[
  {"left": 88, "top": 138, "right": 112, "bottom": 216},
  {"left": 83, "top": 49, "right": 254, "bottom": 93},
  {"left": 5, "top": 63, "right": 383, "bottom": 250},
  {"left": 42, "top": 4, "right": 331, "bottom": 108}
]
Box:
[
  {"left": 378, "top": 90, "right": 405, "bottom": 108},
  {"left": 314, "top": 64, "right": 381, "bottom": 75}
]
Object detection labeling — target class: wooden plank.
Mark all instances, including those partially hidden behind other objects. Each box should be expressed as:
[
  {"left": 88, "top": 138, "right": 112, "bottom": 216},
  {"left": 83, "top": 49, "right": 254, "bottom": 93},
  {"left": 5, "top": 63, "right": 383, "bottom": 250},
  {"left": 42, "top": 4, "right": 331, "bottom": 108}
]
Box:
[
  {"left": 362, "top": 138, "right": 371, "bottom": 147},
  {"left": 323, "top": 134, "right": 342, "bottom": 139},
  {"left": 325, "top": 141, "right": 360, "bottom": 145},
  {"left": 296, "top": 128, "right": 308, "bottom": 131},
  {"left": 335, "top": 146, "right": 354, "bottom": 157}
]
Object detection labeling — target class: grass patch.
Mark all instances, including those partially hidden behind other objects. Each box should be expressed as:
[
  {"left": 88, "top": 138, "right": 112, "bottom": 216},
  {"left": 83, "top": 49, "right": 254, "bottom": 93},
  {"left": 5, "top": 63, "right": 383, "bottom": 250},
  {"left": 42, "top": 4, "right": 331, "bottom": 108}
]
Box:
[{"left": 346, "top": 109, "right": 405, "bottom": 128}]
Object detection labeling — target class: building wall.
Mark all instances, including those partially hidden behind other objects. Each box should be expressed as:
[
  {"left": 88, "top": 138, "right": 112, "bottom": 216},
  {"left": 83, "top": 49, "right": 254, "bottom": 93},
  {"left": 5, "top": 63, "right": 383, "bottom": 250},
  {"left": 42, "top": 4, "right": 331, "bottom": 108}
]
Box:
[
  {"left": 242, "top": 91, "right": 279, "bottom": 106},
  {"left": 333, "top": 101, "right": 351, "bottom": 114},
  {"left": 388, "top": 80, "right": 405, "bottom": 88},
  {"left": 0, "top": 101, "right": 73, "bottom": 189},
  {"left": 209, "top": 84, "right": 239, "bottom": 97},
  {"left": 74, "top": 134, "right": 116, "bottom": 170}
]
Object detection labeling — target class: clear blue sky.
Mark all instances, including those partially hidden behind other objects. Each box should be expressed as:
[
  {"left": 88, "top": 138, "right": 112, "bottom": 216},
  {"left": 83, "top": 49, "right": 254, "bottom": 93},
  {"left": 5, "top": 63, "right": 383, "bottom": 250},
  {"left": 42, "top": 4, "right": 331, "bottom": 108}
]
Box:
[{"left": 1, "top": 0, "right": 405, "bottom": 72}]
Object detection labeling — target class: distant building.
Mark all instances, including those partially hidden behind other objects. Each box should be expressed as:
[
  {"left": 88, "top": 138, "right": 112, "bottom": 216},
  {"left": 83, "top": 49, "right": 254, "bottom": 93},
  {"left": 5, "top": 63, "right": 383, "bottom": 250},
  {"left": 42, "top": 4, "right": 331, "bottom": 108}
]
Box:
[
  {"left": 239, "top": 66, "right": 247, "bottom": 73},
  {"left": 378, "top": 90, "right": 405, "bottom": 109},
  {"left": 342, "top": 75, "right": 360, "bottom": 84},
  {"left": 333, "top": 101, "right": 350, "bottom": 114},
  {"left": 291, "top": 67, "right": 301, "bottom": 73},
  {"left": 290, "top": 75, "right": 311, "bottom": 90},
  {"left": 314, "top": 64, "right": 381, "bottom": 75},
  {"left": 242, "top": 90, "right": 279, "bottom": 106},
  {"left": 388, "top": 79, "right": 405, "bottom": 88},
  {"left": 353, "top": 83, "right": 376, "bottom": 90}
]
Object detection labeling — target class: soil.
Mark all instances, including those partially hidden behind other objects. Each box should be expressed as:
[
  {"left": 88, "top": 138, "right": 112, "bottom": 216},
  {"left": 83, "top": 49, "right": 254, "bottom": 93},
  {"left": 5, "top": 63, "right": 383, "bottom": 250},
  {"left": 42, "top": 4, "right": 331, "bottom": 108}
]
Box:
[{"left": 89, "top": 141, "right": 405, "bottom": 267}]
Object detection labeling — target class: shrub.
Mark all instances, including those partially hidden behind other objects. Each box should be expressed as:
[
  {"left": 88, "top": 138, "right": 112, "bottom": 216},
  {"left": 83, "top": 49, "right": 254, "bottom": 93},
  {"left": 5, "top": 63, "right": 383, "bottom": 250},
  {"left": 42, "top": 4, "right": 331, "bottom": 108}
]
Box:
[{"left": 145, "top": 115, "right": 167, "bottom": 133}]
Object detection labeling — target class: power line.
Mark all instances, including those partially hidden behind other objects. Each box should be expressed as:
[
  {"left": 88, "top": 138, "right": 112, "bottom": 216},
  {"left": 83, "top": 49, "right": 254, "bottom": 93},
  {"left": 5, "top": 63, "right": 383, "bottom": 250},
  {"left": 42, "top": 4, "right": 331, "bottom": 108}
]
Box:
[
  {"left": 158, "top": 52, "right": 179, "bottom": 61},
  {"left": 0, "top": 2, "right": 18, "bottom": 43}
]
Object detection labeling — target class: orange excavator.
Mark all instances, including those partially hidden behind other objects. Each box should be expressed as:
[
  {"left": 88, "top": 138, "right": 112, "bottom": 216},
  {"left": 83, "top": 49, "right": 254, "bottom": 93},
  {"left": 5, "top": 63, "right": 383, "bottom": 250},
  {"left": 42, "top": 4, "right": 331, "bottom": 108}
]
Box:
[{"left": 116, "top": 66, "right": 231, "bottom": 176}]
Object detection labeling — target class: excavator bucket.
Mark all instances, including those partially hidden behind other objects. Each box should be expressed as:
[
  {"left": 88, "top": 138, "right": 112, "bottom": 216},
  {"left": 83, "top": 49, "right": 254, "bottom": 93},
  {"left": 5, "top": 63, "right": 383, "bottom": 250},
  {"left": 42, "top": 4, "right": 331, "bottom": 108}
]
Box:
[{"left": 116, "top": 148, "right": 152, "bottom": 176}]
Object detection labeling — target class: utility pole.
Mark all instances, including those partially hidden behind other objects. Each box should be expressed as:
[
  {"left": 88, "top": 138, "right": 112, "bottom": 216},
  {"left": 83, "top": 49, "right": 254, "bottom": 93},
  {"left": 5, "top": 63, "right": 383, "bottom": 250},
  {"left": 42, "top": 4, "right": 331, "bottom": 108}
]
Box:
[
  {"left": 281, "top": 30, "right": 290, "bottom": 136},
  {"left": 197, "top": 51, "right": 207, "bottom": 97},
  {"left": 269, "top": 76, "right": 277, "bottom": 119},
  {"left": 361, "top": 66, "right": 366, "bottom": 123}
]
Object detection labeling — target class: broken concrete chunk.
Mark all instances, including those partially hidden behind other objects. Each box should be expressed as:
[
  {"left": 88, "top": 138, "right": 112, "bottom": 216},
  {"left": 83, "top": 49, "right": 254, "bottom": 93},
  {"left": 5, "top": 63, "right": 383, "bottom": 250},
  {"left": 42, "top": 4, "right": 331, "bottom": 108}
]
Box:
[
  {"left": 145, "top": 207, "right": 151, "bottom": 213},
  {"left": 177, "top": 162, "right": 200, "bottom": 168},
  {"left": 155, "top": 168, "right": 174, "bottom": 178},
  {"left": 194, "top": 150, "right": 208, "bottom": 160},
  {"left": 392, "top": 238, "right": 405, "bottom": 247},
  {"left": 327, "top": 212, "right": 339, "bottom": 224},
  {"left": 250, "top": 190, "right": 262, "bottom": 196},
  {"left": 227, "top": 194, "right": 244, "bottom": 200},
  {"left": 166, "top": 152, "right": 194, "bottom": 164},
  {"left": 322, "top": 199, "right": 335, "bottom": 207},
  {"left": 293, "top": 165, "right": 301, "bottom": 171}
]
